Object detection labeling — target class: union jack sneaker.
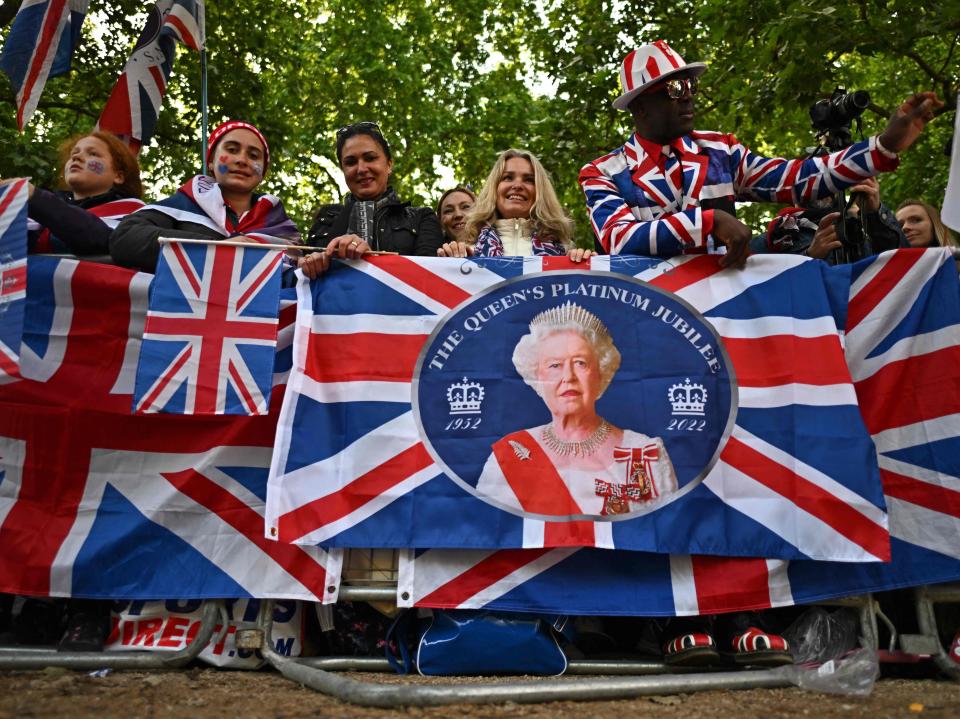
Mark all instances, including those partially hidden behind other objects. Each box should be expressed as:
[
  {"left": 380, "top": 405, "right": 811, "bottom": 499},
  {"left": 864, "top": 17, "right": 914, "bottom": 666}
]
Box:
[
  {"left": 662, "top": 632, "right": 720, "bottom": 666},
  {"left": 728, "top": 627, "right": 793, "bottom": 667}
]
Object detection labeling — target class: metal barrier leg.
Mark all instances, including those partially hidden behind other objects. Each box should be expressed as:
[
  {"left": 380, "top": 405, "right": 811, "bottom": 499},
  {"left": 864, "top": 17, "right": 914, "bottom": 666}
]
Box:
[
  {"left": 256, "top": 600, "right": 792, "bottom": 708},
  {"left": 818, "top": 594, "right": 881, "bottom": 650},
  {"left": 910, "top": 584, "right": 960, "bottom": 681},
  {"left": 0, "top": 599, "right": 224, "bottom": 671}
]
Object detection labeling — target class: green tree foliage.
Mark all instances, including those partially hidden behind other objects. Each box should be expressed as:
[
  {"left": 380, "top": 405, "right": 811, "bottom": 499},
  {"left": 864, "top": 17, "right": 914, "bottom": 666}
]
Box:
[{"left": 1, "top": 0, "right": 957, "bottom": 242}]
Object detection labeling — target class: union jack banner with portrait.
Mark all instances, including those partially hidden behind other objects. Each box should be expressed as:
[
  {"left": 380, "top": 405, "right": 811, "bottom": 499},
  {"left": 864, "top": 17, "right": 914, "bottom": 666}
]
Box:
[
  {"left": 0, "top": 179, "right": 30, "bottom": 384},
  {"left": 266, "top": 253, "right": 901, "bottom": 562},
  {"left": 133, "top": 240, "right": 284, "bottom": 415},
  {"left": 398, "top": 248, "right": 960, "bottom": 614}
]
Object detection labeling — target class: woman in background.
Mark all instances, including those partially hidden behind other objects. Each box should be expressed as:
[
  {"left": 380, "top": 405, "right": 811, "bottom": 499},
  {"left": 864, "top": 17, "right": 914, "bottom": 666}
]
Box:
[
  {"left": 437, "top": 186, "right": 475, "bottom": 248},
  {"left": 896, "top": 198, "right": 959, "bottom": 249}
]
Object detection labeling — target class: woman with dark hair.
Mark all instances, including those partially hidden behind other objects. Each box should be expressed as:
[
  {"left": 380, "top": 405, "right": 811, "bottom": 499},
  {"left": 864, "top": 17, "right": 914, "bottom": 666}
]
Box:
[
  {"left": 110, "top": 120, "right": 300, "bottom": 272},
  {"left": 0, "top": 131, "right": 144, "bottom": 256},
  {"left": 437, "top": 186, "right": 476, "bottom": 245},
  {"left": 298, "top": 122, "right": 444, "bottom": 278}
]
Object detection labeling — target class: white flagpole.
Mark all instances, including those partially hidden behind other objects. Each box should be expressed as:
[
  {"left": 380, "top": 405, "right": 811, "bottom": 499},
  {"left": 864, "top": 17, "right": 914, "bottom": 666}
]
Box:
[{"left": 159, "top": 237, "right": 308, "bottom": 251}]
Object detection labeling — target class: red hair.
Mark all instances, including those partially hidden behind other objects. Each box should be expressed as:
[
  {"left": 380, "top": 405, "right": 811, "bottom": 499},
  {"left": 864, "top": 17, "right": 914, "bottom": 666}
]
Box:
[{"left": 56, "top": 131, "right": 143, "bottom": 198}]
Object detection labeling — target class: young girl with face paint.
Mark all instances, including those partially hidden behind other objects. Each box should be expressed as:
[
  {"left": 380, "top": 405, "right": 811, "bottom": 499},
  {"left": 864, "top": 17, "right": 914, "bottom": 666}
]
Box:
[
  {"left": 111, "top": 120, "right": 301, "bottom": 273},
  {"left": 0, "top": 131, "right": 144, "bottom": 256}
]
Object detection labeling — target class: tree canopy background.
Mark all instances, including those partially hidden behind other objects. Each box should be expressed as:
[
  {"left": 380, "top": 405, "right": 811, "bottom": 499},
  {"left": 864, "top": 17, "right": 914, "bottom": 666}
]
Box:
[{"left": 1, "top": 0, "right": 957, "bottom": 243}]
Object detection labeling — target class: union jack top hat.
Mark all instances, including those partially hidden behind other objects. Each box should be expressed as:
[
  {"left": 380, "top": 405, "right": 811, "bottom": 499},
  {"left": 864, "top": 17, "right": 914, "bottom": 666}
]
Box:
[{"left": 613, "top": 40, "right": 707, "bottom": 110}]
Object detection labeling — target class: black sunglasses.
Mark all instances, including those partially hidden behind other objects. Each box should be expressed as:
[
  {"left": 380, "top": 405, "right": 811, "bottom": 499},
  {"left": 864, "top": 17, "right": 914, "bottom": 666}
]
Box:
[{"left": 336, "top": 121, "right": 383, "bottom": 139}]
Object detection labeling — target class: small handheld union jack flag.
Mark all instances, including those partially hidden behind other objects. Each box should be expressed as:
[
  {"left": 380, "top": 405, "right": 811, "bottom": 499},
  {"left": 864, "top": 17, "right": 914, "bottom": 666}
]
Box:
[
  {"left": 133, "top": 239, "right": 283, "bottom": 415},
  {"left": 0, "top": 179, "right": 30, "bottom": 384}
]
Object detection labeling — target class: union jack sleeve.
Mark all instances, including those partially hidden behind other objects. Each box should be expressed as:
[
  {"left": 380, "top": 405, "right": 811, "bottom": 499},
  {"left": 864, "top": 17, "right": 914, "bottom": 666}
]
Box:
[
  {"left": 580, "top": 132, "right": 899, "bottom": 258},
  {"left": 721, "top": 133, "right": 900, "bottom": 205}
]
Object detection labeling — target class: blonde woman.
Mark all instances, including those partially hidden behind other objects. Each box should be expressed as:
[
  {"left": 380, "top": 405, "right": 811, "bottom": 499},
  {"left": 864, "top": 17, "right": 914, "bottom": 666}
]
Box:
[
  {"left": 895, "top": 198, "right": 958, "bottom": 249},
  {"left": 437, "top": 149, "right": 591, "bottom": 262}
]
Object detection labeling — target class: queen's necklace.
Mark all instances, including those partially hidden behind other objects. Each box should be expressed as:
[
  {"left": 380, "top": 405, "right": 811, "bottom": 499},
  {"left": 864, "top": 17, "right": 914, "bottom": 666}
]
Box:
[{"left": 541, "top": 420, "right": 610, "bottom": 457}]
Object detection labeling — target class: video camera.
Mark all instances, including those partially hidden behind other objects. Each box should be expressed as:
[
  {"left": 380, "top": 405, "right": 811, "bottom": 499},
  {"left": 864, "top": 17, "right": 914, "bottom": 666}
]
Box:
[
  {"left": 810, "top": 89, "right": 870, "bottom": 139},
  {"left": 805, "top": 88, "right": 873, "bottom": 264}
]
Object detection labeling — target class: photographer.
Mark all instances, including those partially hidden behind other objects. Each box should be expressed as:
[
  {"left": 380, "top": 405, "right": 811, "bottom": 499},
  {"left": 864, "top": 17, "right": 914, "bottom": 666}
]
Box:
[{"left": 764, "top": 177, "right": 906, "bottom": 264}]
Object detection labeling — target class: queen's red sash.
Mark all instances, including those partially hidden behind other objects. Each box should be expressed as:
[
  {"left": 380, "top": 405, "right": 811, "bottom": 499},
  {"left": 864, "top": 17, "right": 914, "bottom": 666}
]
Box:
[{"left": 491, "top": 430, "right": 596, "bottom": 546}]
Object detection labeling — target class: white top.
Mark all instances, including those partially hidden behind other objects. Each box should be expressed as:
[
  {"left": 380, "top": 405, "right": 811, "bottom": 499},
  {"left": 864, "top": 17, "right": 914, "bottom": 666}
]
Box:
[
  {"left": 494, "top": 217, "right": 534, "bottom": 257},
  {"left": 476, "top": 427, "right": 679, "bottom": 516}
]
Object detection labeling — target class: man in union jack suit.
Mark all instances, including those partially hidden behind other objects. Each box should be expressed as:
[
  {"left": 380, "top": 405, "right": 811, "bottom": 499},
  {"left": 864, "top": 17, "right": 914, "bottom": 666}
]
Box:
[{"left": 579, "top": 40, "right": 942, "bottom": 268}]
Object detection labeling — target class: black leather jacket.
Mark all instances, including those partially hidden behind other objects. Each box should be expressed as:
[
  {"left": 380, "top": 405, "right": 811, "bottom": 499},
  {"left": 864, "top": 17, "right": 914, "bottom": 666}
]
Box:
[{"left": 307, "top": 188, "right": 443, "bottom": 256}]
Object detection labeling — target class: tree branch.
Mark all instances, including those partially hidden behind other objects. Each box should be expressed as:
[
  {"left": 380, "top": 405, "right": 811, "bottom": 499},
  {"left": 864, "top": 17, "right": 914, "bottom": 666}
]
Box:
[
  {"left": 854, "top": 1, "right": 951, "bottom": 90},
  {"left": 901, "top": 48, "right": 945, "bottom": 85},
  {"left": 318, "top": 161, "right": 342, "bottom": 204},
  {"left": 937, "top": 32, "right": 960, "bottom": 78}
]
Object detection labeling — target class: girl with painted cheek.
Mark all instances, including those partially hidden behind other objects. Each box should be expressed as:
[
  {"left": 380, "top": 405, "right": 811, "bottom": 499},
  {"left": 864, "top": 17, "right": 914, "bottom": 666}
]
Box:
[
  {"left": 439, "top": 148, "right": 591, "bottom": 263},
  {"left": 299, "top": 122, "right": 444, "bottom": 278},
  {"left": 111, "top": 120, "right": 301, "bottom": 274},
  {"left": 0, "top": 131, "right": 144, "bottom": 256}
]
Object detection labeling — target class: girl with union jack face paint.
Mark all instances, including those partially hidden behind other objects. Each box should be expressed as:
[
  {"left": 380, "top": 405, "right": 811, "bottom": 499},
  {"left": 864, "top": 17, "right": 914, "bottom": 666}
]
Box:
[
  {"left": 0, "top": 131, "right": 144, "bottom": 256},
  {"left": 109, "top": 120, "right": 301, "bottom": 274}
]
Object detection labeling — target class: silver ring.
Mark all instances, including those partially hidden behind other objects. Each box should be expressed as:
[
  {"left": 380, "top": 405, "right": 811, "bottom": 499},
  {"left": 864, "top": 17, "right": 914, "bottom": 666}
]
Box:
[{"left": 349, "top": 241, "right": 358, "bottom": 247}]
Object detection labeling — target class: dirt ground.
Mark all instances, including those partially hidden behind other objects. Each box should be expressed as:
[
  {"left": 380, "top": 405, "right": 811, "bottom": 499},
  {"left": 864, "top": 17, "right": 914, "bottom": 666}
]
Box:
[{"left": 1, "top": 668, "right": 958, "bottom": 719}]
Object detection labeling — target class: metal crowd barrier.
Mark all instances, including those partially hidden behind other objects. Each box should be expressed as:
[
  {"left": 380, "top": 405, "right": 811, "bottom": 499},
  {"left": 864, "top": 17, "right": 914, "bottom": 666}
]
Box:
[
  {"left": 255, "top": 598, "right": 794, "bottom": 707},
  {"left": 910, "top": 584, "right": 960, "bottom": 680},
  {"left": 2, "top": 583, "right": 958, "bottom": 706},
  {"left": 0, "top": 600, "right": 223, "bottom": 670}
]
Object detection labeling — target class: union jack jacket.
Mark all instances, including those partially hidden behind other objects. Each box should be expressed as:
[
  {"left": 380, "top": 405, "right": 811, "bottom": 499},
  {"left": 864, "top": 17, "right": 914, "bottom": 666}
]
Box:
[{"left": 579, "top": 131, "right": 898, "bottom": 256}]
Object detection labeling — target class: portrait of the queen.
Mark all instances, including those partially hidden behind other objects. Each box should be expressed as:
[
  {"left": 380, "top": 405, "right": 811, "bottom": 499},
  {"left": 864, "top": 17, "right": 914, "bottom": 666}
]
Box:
[{"left": 476, "top": 301, "right": 678, "bottom": 517}]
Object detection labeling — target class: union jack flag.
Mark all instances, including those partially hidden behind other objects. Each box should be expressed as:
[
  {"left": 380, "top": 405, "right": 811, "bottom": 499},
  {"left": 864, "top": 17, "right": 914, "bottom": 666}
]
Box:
[
  {"left": 134, "top": 240, "right": 284, "bottom": 415},
  {"left": 266, "top": 254, "right": 889, "bottom": 561},
  {"left": 0, "top": 0, "right": 89, "bottom": 129},
  {"left": 579, "top": 131, "right": 898, "bottom": 256},
  {"left": 0, "top": 179, "right": 30, "bottom": 384},
  {"left": 398, "top": 248, "right": 960, "bottom": 615},
  {"left": 96, "top": 0, "right": 204, "bottom": 151},
  {"left": 0, "top": 257, "right": 341, "bottom": 601}
]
